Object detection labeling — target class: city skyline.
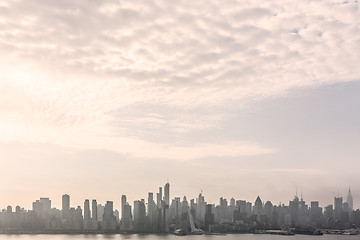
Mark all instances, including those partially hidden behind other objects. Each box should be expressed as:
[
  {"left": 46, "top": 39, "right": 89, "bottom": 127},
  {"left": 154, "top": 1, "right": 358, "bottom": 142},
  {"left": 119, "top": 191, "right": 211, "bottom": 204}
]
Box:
[
  {"left": 0, "top": 182, "right": 359, "bottom": 234},
  {"left": 1, "top": 0, "right": 360, "bottom": 212},
  {"left": 0, "top": 184, "right": 357, "bottom": 212}
]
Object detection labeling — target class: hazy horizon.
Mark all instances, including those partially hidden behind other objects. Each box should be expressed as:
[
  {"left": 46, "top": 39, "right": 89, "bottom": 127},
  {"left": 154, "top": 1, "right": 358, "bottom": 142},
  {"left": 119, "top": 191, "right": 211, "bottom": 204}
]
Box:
[
  {"left": 0, "top": 178, "right": 357, "bottom": 212},
  {"left": 0, "top": 0, "right": 359, "bottom": 211}
]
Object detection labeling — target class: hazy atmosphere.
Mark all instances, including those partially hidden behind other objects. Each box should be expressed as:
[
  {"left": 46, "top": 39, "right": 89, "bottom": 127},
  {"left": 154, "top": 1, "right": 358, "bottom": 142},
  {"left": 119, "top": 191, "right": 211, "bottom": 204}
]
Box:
[{"left": 0, "top": 0, "right": 359, "bottom": 210}]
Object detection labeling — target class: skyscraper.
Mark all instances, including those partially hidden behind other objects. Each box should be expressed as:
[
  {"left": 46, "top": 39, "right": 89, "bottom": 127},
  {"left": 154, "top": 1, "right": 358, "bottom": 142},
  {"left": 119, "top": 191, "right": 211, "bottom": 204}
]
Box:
[
  {"left": 289, "top": 195, "right": 299, "bottom": 226},
  {"left": 254, "top": 196, "right": 263, "bottom": 222},
  {"left": 97, "top": 204, "right": 104, "bottom": 221},
  {"left": 83, "top": 199, "right": 91, "bottom": 230},
  {"left": 164, "top": 182, "right": 170, "bottom": 232},
  {"left": 164, "top": 183, "right": 170, "bottom": 205},
  {"left": 347, "top": 188, "right": 353, "bottom": 211},
  {"left": 147, "top": 192, "right": 156, "bottom": 231},
  {"left": 205, "top": 204, "right": 214, "bottom": 230},
  {"left": 84, "top": 199, "right": 90, "bottom": 220},
  {"left": 32, "top": 200, "right": 43, "bottom": 215},
  {"left": 157, "top": 187, "right": 162, "bottom": 207},
  {"left": 92, "top": 199, "right": 97, "bottom": 220},
  {"left": 104, "top": 201, "right": 113, "bottom": 219},
  {"left": 102, "top": 201, "right": 116, "bottom": 231},
  {"left": 196, "top": 192, "right": 206, "bottom": 223},
  {"left": 134, "top": 199, "right": 147, "bottom": 232},
  {"left": 120, "top": 203, "right": 132, "bottom": 231},
  {"left": 121, "top": 195, "right": 126, "bottom": 220},
  {"left": 334, "top": 196, "right": 343, "bottom": 221},
  {"left": 62, "top": 194, "right": 70, "bottom": 220},
  {"left": 40, "top": 198, "right": 51, "bottom": 213},
  {"left": 75, "top": 206, "right": 83, "bottom": 230},
  {"left": 62, "top": 194, "right": 70, "bottom": 211}
]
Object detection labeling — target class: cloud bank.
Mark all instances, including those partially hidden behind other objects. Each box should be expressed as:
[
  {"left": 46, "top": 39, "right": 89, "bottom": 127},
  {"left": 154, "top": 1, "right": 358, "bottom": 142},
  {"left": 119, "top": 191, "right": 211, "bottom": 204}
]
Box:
[{"left": 0, "top": 0, "right": 359, "bottom": 160}]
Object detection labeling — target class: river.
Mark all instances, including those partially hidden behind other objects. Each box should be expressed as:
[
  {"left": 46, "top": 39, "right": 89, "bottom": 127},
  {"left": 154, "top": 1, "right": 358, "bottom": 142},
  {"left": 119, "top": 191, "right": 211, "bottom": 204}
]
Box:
[{"left": 0, "top": 234, "right": 358, "bottom": 240}]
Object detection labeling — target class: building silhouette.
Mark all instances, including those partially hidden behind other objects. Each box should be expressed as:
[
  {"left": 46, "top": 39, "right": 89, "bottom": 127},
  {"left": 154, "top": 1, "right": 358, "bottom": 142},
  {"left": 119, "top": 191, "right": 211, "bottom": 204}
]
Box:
[
  {"left": 102, "top": 201, "right": 116, "bottom": 231},
  {"left": 347, "top": 188, "right": 353, "bottom": 212},
  {"left": 1, "top": 184, "right": 360, "bottom": 234},
  {"left": 92, "top": 200, "right": 97, "bottom": 220}
]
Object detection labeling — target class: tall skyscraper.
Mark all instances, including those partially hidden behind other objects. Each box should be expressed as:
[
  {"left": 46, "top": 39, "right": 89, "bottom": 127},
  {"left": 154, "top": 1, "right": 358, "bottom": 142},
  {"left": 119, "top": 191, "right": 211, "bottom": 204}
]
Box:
[
  {"left": 334, "top": 196, "right": 343, "bottom": 221},
  {"left": 264, "top": 201, "right": 273, "bottom": 220},
  {"left": 102, "top": 201, "right": 116, "bottom": 231},
  {"left": 147, "top": 192, "right": 156, "bottom": 231},
  {"left": 114, "top": 210, "right": 120, "bottom": 222},
  {"left": 148, "top": 192, "right": 154, "bottom": 205},
  {"left": 347, "top": 188, "right": 353, "bottom": 211},
  {"left": 134, "top": 199, "right": 147, "bottom": 232},
  {"left": 230, "top": 198, "right": 235, "bottom": 207},
  {"left": 104, "top": 201, "right": 113, "bottom": 218},
  {"left": 120, "top": 203, "right": 132, "bottom": 231},
  {"left": 164, "top": 182, "right": 170, "bottom": 232},
  {"left": 97, "top": 204, "right": 104, "bottom": 221},
  {"left": 289, "top": 195, "right": 299, "bottom": 226},
  {"left": 62, "top": 194, "right": 70, "bottom": 220},
  {"left": 157, "top": 187, "right": 162, "bottom": 207},
  {"left": 324, "top": 205, "right": 334, "bottom": 220},
  {"left": 84, "top": 199, "right": 90, "bottom": 220},
  {"left": 310, "top": 201, "right": 322, "bottom": 226},
  {"left": 164, "top": 183, "right": 170, "bottom": 205},
  {"left": 62, "top": 194, "right": 70, "bottom": 211},
  {"left": 254, "top": 196, "right": 263, "bottom": 222},
  {"left": 196, "top": 192, "right": 206, "bottom": 223},
  {"left": 92, "top": 199, "right": 97, "bottom": 220},
  {"left": 181, "top": 196, "right": 189, "bottom": 215},
  {"left": 121, "top": 195, "right": 126, "bottom": 220},
  {"left": 75, "top": 206, "right": 83, "bottom": 230},
  {"left": 205, "top": 204, "right": 214, "bottom": 230}
]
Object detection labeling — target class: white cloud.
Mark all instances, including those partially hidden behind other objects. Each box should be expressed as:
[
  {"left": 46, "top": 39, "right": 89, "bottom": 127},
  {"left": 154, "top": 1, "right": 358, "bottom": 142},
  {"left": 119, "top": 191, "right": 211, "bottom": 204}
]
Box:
[
  {"left": 0, "top": 0, "right": 359, "bottom": 160},
  {"left": 62, "top": 135, "right": 278, "bottom": 161}
]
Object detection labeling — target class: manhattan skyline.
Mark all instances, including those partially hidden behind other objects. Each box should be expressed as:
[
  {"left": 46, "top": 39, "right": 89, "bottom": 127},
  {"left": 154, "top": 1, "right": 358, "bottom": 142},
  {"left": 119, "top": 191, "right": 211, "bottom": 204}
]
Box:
[
  {"left": 0, "top": 184, "right": 356, "bottom": 212},
  {"left": 1, "top": 1, "right": 360, "bottom": 210},
  {"left": 0, "top": 182, "right": 358, "bottom": 234}
]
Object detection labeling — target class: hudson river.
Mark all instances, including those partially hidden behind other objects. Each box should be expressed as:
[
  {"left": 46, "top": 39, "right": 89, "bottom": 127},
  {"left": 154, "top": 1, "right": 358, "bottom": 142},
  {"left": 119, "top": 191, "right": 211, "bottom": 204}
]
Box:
[{"left": 0, "top": 235, "right": 358, "bottom": 240}]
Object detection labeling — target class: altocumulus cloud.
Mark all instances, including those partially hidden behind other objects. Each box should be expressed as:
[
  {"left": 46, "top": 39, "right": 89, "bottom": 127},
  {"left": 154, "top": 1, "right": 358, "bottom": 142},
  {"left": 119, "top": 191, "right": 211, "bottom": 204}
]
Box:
[{"left": 0, "top": 0, "right": 359, "bottom": 160}]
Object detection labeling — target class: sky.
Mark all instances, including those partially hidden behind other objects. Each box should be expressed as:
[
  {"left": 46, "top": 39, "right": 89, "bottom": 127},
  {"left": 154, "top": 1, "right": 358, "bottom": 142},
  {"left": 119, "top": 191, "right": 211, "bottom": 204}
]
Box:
[{"left": 0, "top": 0, "right": 359, "bottom": 211}]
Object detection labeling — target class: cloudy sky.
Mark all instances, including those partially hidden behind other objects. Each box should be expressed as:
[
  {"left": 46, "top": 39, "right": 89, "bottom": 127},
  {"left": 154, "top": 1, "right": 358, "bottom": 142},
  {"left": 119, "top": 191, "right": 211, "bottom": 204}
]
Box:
[{"left": 0, "top": 0, "right": 359, "bottom": 210}]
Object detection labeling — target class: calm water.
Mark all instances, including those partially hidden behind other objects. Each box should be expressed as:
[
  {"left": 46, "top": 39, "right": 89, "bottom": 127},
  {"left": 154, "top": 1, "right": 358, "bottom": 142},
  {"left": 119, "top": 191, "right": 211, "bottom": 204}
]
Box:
[{"left": 0, "top": 235, "right": 358, "bottom": 240}]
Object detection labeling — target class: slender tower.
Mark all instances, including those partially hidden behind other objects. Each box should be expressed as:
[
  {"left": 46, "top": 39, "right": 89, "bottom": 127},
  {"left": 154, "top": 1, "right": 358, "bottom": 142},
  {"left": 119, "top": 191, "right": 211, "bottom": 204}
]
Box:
[
  {"left": 164, "top": 182, "right": 170, "bottom": 232},
  {"left": 121, "top": 195, "right": 127, "bottom": 220},
  {"left": 157, "top": 187, "right": 162, "bottom": 207},
  {"left": 62, "top": 194, "right": 70, "bottom": 219},
  {"left": 84, "top": 199, "right": 90, "bottom": 220},
  {"left": 92, "top": 200, "right": 98, "bottom": 220},
  {"left": 164, "top": 183, "right": 170, "bottom": 205},
  {"left": 347, "top": 188, "right": 353, "bottom": 211}
]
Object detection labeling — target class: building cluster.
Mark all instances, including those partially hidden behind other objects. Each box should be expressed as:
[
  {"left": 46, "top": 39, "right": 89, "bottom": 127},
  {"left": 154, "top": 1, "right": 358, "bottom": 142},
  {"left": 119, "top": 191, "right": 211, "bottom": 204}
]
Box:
[{"left": 0, "top": 183, "right": 360, "bottom": 234}]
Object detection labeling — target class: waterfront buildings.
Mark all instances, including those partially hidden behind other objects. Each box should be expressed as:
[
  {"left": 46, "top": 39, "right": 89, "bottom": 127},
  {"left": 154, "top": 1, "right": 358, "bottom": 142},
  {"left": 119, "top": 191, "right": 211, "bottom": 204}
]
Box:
[{"left": 0, "top": 184, "right": 359, "bottom": 233}]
